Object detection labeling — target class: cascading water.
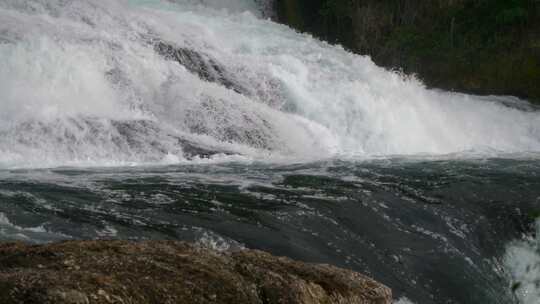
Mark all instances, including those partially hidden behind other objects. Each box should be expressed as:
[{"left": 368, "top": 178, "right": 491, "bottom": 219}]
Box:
[
  {"left": 1, "top": 0, "right": 540, "bottom": 169},
  {"left": 505, "top": 219, "right": 540, "bottom": 304},
  {"left": 1, "top": 1, "right": 539, "bottom": 303}
]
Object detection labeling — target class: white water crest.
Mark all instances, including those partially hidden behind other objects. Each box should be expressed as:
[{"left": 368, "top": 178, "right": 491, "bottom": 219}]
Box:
[
  {"left": 1, "top": 0, "right": 540, "bottom": 168},
  {"left": 504, "top": 219, "right": 540, "bottom": 304}
]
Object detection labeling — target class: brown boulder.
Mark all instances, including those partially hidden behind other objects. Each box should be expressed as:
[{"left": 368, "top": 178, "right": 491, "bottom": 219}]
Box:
[{"left": 0, "top": 240, "right": 392, "bottom": 304}]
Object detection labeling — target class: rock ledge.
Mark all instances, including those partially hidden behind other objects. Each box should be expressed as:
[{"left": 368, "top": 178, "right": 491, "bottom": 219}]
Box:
[{"left": 0, "top": 240, "right": 391, "bottom": 304}]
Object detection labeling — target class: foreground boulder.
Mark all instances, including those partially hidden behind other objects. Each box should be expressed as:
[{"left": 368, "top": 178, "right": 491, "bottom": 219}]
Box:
[{"left": 0, "top": 240, "right": 392, "bottom": 304}]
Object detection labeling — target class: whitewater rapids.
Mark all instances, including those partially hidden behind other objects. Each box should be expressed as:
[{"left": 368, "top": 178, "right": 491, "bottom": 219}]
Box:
[
  {"left": 0, "top": 0, "right": 540, "bottom": 169},
  {"left": 505, "top": 219, "right": 540, "bottom": 304}
]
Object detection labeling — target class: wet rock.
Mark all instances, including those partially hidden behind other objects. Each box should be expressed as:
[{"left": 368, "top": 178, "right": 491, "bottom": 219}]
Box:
[
  {"left": 0, "top": 240, "right": 392, "bottom": 304},
  {"left": 3, "top": 118, "right": 235, "bottom": 161},
  {"left": 154, "top": 41, "right": 248, "bottom": 95}
]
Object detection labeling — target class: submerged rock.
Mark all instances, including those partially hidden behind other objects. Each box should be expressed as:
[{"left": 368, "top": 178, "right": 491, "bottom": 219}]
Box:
[
  {"left": 154, "top": 41, "right": 248, "bottom": 96},
  {"left": 0, "top": 240, "right": 391, "bottom": 304},
  {"left": 2, "top": 118, "right": 235, "bottom": 161}
]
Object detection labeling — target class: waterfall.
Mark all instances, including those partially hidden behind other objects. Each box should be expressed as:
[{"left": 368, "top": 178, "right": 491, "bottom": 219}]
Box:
[{"left": 1, "top": 0, "right": 539, "bottom": 169}]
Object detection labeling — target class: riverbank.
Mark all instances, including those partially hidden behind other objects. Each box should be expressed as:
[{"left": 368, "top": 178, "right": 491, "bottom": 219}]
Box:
[{"left": 274, "top": 0, "right": 540, "bottom": 103}]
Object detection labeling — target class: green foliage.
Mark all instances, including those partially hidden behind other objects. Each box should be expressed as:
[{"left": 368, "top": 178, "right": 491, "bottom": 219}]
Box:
[
  {"left": 511, "top": 282, "right": 522, "bottom": 293},
  {"left": 319, "top": 0, "right": 350, "bottom": 17},
  {"left": 276, "top": 0, "right": 540, "bottom": 102},
  {"left": 496, "top": 7, "right": 528, "bottom": 24},
  {"left": 529, "top": 210, "right": 540, "bottom": 221}
]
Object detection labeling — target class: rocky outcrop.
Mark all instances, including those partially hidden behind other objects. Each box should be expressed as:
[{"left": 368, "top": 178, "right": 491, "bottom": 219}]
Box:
[
  {"left": 274, "top": 0, "right": 540, "bottom": 103},
  {"left": 0, "top": 240, "right": 392, "bottom": 304},
  {"left": 153, "top": 41, "right": 248, "bottom": 95}
]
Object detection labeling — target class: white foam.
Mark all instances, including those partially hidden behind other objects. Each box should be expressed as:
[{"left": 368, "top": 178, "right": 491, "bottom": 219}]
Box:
[
  {"left": 394, "top": 298, "right": 416, "bottom": 304},
  {"left": 504, "top": 219, "right": 540, "bottom": 304},
  {"left": 196, "top": 230, "right": 244, "bottom": 252},
  {"left": 0, "top": 212, "right": 68, "bottom": 242},
  {"left": 166, "top": 0, "right": 274, "bottom": 18},
  {"left": 96, "top": 225, "right": 119, "bottom": 238},
  {"left": 0, "top": 0, "right": 540, "bottom": 169}
]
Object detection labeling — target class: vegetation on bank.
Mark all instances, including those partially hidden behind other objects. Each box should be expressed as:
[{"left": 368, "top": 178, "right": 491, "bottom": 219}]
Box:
[{"left": 275, "top": 0, "right": 540, "bottom": 103}]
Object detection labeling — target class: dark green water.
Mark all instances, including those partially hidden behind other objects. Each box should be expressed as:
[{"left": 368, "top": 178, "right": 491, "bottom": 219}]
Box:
[{"left": 0, "top": 158, "right": 538, "bottom": 304}]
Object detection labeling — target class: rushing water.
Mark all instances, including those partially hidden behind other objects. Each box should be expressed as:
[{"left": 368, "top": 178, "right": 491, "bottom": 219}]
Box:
[
  {"left": 0, "top": 1, "right": 539, "bottom": 303},
  {"left": 1, "top": 159, "right": 539, "bottom": 304}
]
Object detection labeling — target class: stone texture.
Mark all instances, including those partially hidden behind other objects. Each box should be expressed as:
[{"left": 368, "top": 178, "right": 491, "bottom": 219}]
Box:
[{"left": 0, "top": 240, "right": 392, "bottom": 304}]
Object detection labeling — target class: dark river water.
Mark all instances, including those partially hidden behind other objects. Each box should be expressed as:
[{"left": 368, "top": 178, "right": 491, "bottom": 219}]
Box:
[{"left": 1, "top": 158, "right": 538, "bottom": 304}]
